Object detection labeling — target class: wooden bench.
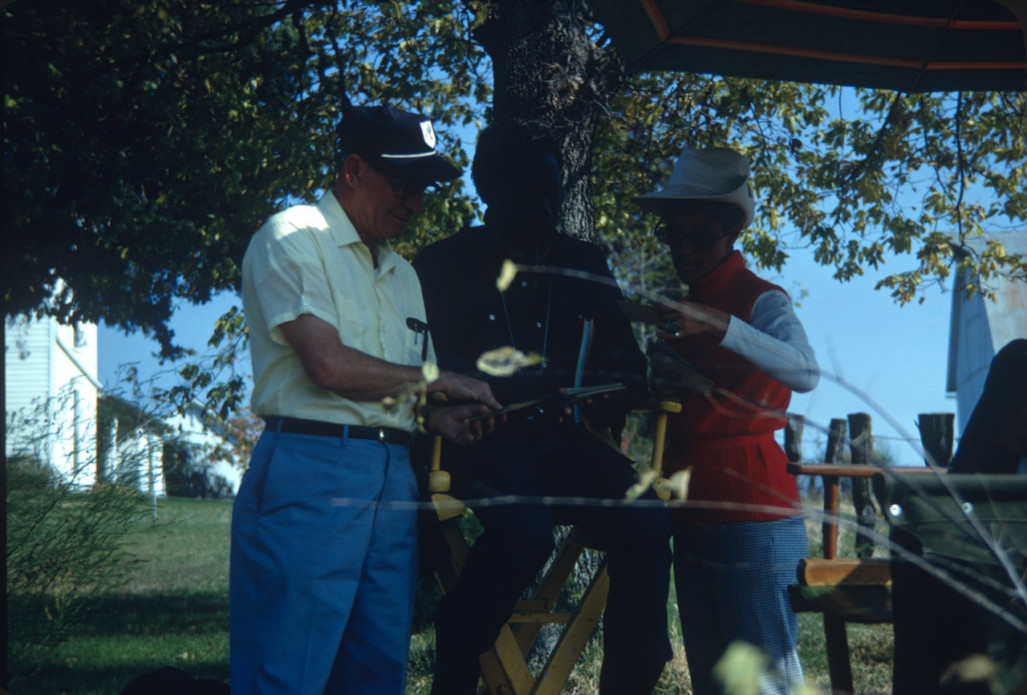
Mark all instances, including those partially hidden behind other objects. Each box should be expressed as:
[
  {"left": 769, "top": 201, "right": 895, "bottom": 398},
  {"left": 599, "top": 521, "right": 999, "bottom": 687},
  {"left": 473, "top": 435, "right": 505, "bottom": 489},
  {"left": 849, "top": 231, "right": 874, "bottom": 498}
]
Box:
[
  {"left": 786, "top": 411, "right": 942, "bottom": 694},
  {"left": 788, "top": 462, "right": 896, "bottom": 694}
]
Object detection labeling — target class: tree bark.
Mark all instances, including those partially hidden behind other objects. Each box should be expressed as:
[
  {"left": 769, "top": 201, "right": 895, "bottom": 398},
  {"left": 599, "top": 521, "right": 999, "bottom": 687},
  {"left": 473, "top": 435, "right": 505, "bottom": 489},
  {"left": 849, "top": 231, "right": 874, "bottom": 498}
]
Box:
[{"left": 474, "top": 0, "right": 622, "bottom": 241}]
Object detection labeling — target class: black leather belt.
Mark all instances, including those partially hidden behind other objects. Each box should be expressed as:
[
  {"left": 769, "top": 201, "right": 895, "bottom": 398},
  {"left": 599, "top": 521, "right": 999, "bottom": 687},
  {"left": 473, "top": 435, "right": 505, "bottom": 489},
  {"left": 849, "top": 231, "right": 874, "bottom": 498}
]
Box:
[{"left": 264, "top": 417, "right": 413, "bottom": 447}]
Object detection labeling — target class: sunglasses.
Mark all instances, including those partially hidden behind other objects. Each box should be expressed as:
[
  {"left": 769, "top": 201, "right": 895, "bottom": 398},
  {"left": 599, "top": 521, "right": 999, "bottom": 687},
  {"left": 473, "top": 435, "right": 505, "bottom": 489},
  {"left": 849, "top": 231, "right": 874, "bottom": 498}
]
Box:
[
  {"left": 654, "top": 223, "right": 728, "bottom": 251},
  {"left": 366, "top": 159, "right": 439, "bottom": 199}
]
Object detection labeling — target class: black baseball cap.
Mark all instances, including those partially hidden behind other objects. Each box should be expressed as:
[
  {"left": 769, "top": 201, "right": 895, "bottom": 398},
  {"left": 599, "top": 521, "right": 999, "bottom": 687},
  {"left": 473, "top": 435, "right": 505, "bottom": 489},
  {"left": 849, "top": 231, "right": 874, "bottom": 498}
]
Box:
[{"left": 336, "top": 105, "right": 461, "bottom": 186}]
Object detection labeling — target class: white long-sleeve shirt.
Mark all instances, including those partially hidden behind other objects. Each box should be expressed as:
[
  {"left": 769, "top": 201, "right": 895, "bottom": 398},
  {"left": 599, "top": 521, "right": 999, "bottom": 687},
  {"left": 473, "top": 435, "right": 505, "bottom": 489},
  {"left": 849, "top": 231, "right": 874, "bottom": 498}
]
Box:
[{"left": 721, "top": 289, "right": 820, "bottom": 393}]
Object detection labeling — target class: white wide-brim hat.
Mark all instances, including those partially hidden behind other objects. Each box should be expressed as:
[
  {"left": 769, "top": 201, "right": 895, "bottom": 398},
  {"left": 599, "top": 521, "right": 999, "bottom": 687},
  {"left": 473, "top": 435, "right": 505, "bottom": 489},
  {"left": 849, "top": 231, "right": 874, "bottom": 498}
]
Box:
[{"left": 634, "top": 146, "right": 755, "bottom": 229}]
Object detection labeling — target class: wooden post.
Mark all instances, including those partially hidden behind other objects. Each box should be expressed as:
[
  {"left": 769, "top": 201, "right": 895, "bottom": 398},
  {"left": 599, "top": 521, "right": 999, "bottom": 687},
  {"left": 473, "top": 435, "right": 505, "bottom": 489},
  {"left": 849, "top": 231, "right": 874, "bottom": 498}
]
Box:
[
  {"left": 823, "top": 417, "right": 852, "bottom": 694},
  {"left": 822, "top": 419, "right": 847, "bottom": 559},
  {"left": 785, "top": 413, "right": 804, "bottom": 463},
  {"left": 847, "top": 413, "right": 875, "bottom": 561},
  {"left": 917, "top": 412, "right": 955, "bottom": 468},
  {"left": 825, "top": 418, "right": 847, "bottom": 465}
]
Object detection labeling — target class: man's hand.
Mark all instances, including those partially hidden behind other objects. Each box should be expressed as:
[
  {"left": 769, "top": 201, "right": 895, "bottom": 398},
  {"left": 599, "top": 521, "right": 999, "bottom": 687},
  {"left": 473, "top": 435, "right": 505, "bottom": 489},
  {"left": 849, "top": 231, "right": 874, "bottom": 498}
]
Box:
[
  {"left": 430, "top": 371, "right": 503, "bottom": 410},
  {"left": 428, "top": 403, "right": 498, "bottom": 445}
]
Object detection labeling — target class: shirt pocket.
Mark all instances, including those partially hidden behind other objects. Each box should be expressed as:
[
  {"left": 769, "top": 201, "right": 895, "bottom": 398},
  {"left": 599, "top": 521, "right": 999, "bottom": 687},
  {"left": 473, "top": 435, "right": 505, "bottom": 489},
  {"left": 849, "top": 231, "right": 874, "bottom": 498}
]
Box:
[
  {"left": 403, "top": 315, "right": 431, "bottom": 368},
  {"left": 336, "top": 296, "right": 424, "bottom": 368}
]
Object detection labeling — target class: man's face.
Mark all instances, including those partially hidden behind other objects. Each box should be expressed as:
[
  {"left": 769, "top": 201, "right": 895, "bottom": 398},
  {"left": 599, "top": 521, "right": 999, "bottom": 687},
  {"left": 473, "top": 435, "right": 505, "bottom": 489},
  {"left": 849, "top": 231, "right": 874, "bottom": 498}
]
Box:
[
  {"left": 493, "top": 151, "right": 562, "bottom": 239},
  {"left": 345, "top": 155, "right": 425, "bottom": 247},
  {"left": 659, "top": 210, "right": 736, "bottom": 284}
]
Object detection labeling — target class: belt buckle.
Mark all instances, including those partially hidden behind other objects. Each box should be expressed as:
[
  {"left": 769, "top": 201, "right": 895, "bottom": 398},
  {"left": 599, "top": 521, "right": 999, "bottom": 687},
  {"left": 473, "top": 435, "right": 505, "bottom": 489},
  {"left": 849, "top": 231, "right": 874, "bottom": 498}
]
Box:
[{"left": 377, "top": 428, "right": 386, "bottom": 442}]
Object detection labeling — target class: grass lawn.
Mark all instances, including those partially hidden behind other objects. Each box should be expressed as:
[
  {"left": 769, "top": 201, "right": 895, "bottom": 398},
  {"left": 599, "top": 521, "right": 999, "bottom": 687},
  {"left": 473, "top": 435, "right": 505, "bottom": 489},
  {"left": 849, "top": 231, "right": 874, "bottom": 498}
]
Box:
[
  {"left": 10, "top": 498, "right": 232, "bottom": 695},
  {"left": 10, "top": 496, "right": 895, "bottom": 694}
]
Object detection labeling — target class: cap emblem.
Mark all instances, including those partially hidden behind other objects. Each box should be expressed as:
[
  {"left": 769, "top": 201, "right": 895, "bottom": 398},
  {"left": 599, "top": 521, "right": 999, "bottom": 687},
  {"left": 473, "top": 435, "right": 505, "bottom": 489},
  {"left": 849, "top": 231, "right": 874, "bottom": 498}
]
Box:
[{"left": 420, "top": 120, "right": 437, "bottom": 150}]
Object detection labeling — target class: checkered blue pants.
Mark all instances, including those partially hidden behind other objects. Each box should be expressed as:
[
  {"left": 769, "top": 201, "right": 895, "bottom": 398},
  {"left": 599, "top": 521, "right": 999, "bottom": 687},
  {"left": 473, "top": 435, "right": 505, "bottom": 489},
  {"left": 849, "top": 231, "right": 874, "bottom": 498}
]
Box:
[{"left": 673, "top": 516, "right": 808, "bottom": 695}]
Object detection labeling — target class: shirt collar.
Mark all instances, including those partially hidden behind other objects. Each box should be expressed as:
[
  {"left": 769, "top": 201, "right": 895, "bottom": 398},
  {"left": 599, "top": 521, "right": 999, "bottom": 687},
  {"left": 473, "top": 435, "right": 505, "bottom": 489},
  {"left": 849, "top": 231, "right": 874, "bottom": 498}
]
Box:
[{"left": 318, "top": 192, "right": 400, "bottom": 274}]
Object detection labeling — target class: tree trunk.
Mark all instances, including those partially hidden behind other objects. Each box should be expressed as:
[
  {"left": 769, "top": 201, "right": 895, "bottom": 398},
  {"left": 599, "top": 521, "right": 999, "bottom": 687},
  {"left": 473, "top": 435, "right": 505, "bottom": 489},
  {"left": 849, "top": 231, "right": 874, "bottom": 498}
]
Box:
[{"left": 474, "top": 0, "right": 621, "bottom": 241}]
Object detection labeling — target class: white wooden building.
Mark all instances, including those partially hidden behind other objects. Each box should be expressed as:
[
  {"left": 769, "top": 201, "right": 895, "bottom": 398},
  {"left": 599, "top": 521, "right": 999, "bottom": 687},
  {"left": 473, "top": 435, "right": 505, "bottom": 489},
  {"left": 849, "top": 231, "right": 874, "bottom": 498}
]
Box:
[
  {"left": 100, "top": 402, "right": 168, "bottom": 498},
  {"left": 164, "top": 403, "right": 243, "bottom": 496},
  {"left": 5, "top": 312, "right": 238, "bottom": 497},
  {"left": 947, "top": 231, "right": 1027, "bottom": 435},
  {"left": 6, "top": 314, "right": 100, "bottom": 488}
]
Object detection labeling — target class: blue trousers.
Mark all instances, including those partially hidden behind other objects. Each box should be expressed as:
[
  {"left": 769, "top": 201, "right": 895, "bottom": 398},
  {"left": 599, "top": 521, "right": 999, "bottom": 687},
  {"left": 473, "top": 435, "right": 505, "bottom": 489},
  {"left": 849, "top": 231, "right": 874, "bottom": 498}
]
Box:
[
  {"left": 230, "top": 430, "right": 418, "bottom": 695},
  {"left": 674, "top": 516, "right": 807, "bottom": 695}
]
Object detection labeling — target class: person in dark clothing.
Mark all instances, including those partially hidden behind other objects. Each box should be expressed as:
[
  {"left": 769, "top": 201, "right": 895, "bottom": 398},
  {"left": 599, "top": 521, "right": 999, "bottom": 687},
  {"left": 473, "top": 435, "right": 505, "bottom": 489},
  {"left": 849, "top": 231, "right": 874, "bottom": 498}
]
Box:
[
  {"left": 891, "top": 338, "right": 1027, "bottom": 695},
  {"left": 950, "top": 338, "right": 1027, "bottom": 474},
  {"left": 413, "top": 123, "right": 672, "bottom": 695}
]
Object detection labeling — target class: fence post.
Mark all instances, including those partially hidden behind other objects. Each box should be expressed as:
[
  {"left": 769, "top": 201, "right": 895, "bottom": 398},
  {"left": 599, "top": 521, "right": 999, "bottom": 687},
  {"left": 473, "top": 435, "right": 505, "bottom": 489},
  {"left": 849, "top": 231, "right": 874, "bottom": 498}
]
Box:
[
  {"left": 917, "top": 412, "right": 955, "bottom": 468},
  {"left": 822, "top": 417, "right": 852, "bottom": 692},
  {"left": 821, "top": 418, "right": 847, "bottom": 559},
  {"left": 848, "top": 413, "right": 875, "bottom": 561},
  {"left": 825, "top": 418, "right": 846, "bottom": 463},
  {"left": 785, "top": 413, "right": 803, "bottom": 463}
]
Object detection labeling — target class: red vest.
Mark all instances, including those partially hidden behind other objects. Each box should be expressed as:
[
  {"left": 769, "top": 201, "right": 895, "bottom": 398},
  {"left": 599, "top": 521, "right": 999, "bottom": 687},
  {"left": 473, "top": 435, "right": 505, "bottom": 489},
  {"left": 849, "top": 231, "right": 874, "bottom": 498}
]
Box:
[{"left": 664, "top": 251, "right": 802, "bottom": 524}]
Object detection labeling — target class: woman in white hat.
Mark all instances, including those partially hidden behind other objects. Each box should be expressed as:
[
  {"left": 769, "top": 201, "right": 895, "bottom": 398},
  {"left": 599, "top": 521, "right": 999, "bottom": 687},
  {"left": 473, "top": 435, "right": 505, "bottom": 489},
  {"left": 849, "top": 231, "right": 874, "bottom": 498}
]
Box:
[{"left": 636, "top": 146, "right": 820, "bottom": 695}]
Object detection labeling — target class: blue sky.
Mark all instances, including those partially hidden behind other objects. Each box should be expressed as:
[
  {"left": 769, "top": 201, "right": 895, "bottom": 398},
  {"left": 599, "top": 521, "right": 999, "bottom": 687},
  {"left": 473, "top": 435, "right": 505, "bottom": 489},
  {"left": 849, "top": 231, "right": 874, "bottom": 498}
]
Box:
[{"left": 776, "top": 247, "right": 954, "bottom": 464}]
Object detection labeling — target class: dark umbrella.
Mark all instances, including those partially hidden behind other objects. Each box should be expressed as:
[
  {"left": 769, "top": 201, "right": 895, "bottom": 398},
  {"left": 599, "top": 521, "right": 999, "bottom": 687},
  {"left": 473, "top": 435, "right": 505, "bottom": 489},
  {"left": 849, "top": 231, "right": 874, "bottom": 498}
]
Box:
[{"left": 588, "top": 0, "right": 1027, "bottom": 92}]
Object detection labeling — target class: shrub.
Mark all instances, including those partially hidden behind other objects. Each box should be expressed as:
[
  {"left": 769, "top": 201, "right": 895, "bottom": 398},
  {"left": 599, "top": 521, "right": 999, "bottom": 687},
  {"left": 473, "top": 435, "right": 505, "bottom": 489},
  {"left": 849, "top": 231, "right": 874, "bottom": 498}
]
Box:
[
  {"left": 6, "top": 455, "right": 145, "bottom": 685},
  {"left": 162, "top": 439, "right": 234, "bottom": 499}
]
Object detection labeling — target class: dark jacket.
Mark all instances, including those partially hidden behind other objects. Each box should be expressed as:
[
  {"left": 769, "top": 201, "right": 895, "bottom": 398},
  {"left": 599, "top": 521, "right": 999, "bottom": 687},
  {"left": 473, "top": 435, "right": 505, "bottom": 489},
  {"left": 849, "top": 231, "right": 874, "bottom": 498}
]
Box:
[{"left": 413, "top": 225, "right": 648, "bottom": 425}]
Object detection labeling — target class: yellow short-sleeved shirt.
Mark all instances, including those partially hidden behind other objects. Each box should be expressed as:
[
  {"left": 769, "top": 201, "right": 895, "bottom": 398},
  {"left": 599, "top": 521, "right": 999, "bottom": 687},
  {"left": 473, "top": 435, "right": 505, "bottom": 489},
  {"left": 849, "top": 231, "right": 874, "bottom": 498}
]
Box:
[{"left": 241, "top": 192, "right": 433, "bottom": 430}]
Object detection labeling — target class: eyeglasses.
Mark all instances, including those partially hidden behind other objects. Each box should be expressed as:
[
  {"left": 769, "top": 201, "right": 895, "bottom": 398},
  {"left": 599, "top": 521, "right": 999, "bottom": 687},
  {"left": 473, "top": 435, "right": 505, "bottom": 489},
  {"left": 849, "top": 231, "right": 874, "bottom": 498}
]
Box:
[
  {"left": 367, "top": 160, "right": 439, "bottom": 199},
  {"left": 654, "top": 223, "right": 727, "bottom": 251}
]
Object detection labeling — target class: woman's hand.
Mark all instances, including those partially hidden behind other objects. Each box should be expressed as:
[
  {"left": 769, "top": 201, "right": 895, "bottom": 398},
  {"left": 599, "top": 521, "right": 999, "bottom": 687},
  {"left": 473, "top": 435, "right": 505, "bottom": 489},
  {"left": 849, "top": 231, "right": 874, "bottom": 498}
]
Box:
[{"left": 656, "top": 302, "right": 730, "bottom": 342}]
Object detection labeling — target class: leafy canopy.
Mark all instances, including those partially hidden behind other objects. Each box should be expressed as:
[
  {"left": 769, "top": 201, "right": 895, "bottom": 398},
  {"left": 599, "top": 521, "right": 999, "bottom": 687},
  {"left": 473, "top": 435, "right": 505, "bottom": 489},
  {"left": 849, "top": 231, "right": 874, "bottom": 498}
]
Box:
[
  {"left": 595, "top": 74, "right": 1027, "bottom": 304},
  {"left": 4, "top": 0, "right": 1025, "bottom": 414},
  {"left": 4, "top": 0, "right": 487, "bottom": 357}
]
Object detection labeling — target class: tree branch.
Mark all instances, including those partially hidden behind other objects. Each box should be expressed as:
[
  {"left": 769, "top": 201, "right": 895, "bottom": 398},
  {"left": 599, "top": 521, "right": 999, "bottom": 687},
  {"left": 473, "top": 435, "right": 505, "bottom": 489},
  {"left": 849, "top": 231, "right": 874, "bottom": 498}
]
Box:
[{"left": 177, "top": 0, "right": 322, "bottom": 55}]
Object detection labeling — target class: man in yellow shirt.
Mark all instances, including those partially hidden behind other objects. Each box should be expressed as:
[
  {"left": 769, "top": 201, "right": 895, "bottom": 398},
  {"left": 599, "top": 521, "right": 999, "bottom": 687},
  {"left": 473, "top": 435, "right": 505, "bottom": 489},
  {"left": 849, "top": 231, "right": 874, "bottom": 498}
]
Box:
[{"left": 231, "top": 105, "right": 500, "bottom": 695}]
